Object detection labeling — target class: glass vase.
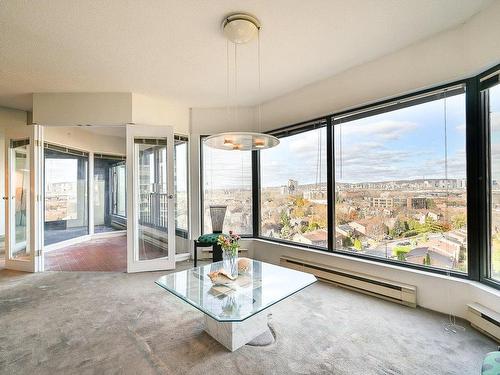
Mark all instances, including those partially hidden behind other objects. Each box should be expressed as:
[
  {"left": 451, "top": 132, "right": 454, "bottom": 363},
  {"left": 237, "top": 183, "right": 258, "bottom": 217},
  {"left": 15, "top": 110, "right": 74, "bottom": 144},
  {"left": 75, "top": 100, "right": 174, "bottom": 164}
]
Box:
[{"left": 223, "top": 248, "right": 238, "bottom": 278}]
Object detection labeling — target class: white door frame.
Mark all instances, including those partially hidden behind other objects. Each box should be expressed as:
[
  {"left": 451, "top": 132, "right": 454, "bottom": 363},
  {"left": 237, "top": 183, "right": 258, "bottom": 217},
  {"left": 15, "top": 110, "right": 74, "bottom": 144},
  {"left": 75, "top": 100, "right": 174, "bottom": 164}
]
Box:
[
  {"left": 4, "top": 125, "right": 44, "bottom": 272},
  {"left": 126, "top": 124, "right": 176, "bottom": 272}
]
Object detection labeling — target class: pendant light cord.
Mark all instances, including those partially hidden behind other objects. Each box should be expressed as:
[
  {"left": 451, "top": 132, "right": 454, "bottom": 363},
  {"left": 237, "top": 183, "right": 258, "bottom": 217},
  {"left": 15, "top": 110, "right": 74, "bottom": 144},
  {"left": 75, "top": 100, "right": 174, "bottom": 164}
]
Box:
[
  {"left": 226, "top": 39, "right": 230, "bottom": 119},
  {"left": 234, "top": 42, "right": 238, "bottom": 127}
]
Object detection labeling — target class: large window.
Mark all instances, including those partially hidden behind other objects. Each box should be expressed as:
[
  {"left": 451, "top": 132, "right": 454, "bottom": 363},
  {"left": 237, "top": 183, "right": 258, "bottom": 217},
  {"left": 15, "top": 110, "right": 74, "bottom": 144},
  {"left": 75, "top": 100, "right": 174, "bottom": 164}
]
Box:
[
  {"left": 111, "top": 162, "right": 126, "bottom": 218},
  {"left": 44, "top": 144, "right": 89, "bottom": 245},
  {"left": 260, "top": 127, "right": 327, "bottom": 248},
  {"left": 488, "top": 82, "right": 500, "bottom": 281},
  {"left": 174, "top": 136, "right": 189, "bottom": 235},
  {"left": 198, "top": 64, "right": 500, "bottom": 285},
  {"left": 93, "top": 154, "right": 126, "bottom": 233},
  {"left": 202, "top": 141, "right": 252, "bottom": 235},
  {"left": 334, "top": 89, "right": 467, "bottom": 272}
]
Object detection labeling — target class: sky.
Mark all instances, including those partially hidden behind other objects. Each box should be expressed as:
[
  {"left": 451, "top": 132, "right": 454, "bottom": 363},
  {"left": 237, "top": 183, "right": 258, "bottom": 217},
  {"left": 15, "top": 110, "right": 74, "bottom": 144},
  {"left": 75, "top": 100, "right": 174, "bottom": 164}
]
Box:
[
  {"left": 333, "top": 93, "right": 466, "bottom": 183},
  {"left": 262, "top": 93, "right": 467, "bottom": 186},
  {"left": 203, "top": 92, "right": 470, "bottom": 189},
  {"left": 489, "top": 84, "right": 500, "bottom": 183},
  {"left": 45, "top": 159, "right": 78, "bottom": 184}
]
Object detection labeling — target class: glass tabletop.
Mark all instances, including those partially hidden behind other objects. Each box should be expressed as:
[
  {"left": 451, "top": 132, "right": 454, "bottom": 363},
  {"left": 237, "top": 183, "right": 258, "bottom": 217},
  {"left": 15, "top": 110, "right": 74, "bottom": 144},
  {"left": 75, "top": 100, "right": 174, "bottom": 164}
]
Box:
[{"left": 155, "top": 259, "right": 317, "bottom": 322}]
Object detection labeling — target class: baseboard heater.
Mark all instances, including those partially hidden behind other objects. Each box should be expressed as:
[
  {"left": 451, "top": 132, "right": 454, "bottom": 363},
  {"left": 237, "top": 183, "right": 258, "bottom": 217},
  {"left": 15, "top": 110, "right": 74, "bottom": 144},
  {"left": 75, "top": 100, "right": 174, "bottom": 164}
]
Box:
[
  {"left": 468, "top": 303, "right": 500, "bottom": 342},
  {"left": 280, "top": 256, "right": 417, "bottom": 308}
]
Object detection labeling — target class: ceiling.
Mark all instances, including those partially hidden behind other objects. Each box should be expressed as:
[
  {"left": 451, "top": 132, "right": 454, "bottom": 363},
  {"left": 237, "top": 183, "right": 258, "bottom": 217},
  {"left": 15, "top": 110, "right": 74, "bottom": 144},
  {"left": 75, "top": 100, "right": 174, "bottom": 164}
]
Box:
[{"left": 0, "top": 0, "right": 493, "bottom": 111}]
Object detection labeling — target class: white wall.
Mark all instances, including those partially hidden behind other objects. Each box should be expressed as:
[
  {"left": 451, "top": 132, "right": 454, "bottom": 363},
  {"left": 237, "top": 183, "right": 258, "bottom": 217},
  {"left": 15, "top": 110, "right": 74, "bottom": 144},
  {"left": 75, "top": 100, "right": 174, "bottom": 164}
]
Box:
[
  {"left": 32, "top": 92, "right": 191, "bottom": 135},
  {"left": 190, "top": 106, "right": 256, "bottom": 135},
  {"left": 257, "top": 0, "right": 500, "bottom": 130},
  {"left": 33, "top": 93, "right": 133, "bottom": 127},
  {"left": 132, "top": 93, "right": 190, "bottom": 134},
  {"left": 44, "top": 126, "right": 126, "bottom": 155}
]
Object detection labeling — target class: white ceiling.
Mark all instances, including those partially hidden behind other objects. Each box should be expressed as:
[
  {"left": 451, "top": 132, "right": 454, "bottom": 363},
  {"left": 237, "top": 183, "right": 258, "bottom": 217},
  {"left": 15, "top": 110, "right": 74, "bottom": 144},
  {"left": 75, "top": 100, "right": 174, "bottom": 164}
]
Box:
[{"left": 0, "top": 0, "right": 493, "bottom": 111}]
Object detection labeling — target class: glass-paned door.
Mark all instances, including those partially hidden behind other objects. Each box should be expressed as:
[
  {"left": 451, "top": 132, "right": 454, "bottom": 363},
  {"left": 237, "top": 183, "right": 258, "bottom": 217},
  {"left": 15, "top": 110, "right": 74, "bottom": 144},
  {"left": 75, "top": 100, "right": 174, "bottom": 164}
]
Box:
[
  {"left": 4, "top": 125, "right": 44, "bottom": 272},
  {"left": 10, "top": 139, "right": 30, "bottom": 260},
  {"left": 126, "top": 125, "right": 175, "bottom": 272}
]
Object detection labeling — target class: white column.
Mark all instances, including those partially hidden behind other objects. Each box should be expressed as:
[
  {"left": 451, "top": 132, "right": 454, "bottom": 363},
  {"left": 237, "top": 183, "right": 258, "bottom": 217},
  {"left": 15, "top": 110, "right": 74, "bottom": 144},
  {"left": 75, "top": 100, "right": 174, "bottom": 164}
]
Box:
[{"left": 88, "top": 152, "right": 94, "bottom": 235}]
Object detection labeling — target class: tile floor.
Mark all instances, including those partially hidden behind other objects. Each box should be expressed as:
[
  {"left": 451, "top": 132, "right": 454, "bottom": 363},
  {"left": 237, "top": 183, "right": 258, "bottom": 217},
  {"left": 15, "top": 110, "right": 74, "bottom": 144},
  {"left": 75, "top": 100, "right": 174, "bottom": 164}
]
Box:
[{"left": 44, "top": 235, "right": 127, "bottom": 272}]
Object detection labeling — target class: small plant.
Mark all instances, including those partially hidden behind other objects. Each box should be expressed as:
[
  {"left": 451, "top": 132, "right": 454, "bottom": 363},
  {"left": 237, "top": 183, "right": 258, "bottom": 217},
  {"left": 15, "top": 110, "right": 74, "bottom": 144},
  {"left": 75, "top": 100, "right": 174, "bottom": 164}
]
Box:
[{"left": 217, "top": 231, "right": 240, "bottom": 256}]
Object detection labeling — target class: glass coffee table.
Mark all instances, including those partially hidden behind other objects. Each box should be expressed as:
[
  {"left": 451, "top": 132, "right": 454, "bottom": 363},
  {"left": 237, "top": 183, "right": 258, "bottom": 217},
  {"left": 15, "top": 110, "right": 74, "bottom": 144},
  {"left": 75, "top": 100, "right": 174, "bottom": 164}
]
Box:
[{"left": 155, "top": 259, "right": 316, "bottom": 351}]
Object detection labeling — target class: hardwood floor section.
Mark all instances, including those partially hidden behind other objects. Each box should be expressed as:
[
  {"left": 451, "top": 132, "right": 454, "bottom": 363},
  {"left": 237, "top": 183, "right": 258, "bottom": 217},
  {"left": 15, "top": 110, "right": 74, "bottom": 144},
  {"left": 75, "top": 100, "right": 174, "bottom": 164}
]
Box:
[{"left": 44, "top": 235, "right": 127, "bottom": 272}]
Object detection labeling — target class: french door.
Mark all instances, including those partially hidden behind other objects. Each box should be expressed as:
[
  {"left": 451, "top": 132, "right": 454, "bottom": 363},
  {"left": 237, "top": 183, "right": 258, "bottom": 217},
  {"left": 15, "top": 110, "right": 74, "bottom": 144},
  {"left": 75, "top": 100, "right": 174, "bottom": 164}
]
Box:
[
  {"left": 4, "top": 125, "right": 44, "bottom": 272},
  {"left": 126, "top": 125, "right": 176, "bottom": 272}
]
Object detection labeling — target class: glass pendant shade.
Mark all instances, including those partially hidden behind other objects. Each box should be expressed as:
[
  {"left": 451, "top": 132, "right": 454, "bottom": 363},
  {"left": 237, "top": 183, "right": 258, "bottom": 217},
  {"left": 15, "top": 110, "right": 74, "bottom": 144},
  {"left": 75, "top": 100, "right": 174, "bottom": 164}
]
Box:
[{"left": 204, "top": 132, "right": 279, "bottom": 151}]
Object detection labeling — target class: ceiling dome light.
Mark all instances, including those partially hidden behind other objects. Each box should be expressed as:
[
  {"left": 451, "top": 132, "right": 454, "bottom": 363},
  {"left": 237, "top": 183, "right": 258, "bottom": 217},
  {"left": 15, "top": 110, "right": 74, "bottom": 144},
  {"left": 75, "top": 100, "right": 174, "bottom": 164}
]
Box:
[{"left": 222, "top": 13, "right": 260, "bottom": 44}]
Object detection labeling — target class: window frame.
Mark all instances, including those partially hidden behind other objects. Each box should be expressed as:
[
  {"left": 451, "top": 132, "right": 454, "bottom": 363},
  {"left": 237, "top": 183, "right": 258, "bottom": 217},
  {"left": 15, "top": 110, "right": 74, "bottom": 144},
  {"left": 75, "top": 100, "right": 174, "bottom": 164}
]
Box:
[
  {"left": 199, "top": 135, "right": 254, "bottom": 237},
  {"left": 257, "top": 121, "right": 329, "bottom": 249},
  {"left": 198, "top": 63, "right": 500, "bottom": 288},
  {"left": 174, "top": 135, "right": 190, "bottom": 239},
  {"left": 479, "top": 64, "right": 500, "bottom": 289},
  {"left": 255, "top": 81, "right": 471, "bottom": 279}
]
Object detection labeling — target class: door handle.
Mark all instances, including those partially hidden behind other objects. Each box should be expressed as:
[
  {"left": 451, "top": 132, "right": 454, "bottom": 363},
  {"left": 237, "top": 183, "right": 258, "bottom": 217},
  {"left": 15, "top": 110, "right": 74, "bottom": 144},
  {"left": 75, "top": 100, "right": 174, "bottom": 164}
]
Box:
[
  {"left": 168, "top": 194, "right": 174, "bottom": 199},
  {"left": 2, "top": 197, "right": 8, "bottom": 200}
]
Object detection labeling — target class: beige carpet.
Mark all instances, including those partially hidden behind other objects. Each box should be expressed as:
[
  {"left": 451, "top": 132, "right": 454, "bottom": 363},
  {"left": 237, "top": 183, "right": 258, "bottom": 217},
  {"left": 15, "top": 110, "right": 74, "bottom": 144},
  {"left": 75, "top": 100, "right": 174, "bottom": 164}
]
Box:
[{"left": 0, "top": 261, "right": 496, "bottom": 374}]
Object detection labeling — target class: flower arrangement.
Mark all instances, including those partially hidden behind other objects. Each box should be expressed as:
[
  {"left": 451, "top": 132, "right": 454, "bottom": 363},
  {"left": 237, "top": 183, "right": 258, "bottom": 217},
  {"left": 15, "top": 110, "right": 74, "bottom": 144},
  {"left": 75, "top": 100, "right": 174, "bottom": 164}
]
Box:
[{"left": 217, "top": 231, "right": 241, "bottom": 256}]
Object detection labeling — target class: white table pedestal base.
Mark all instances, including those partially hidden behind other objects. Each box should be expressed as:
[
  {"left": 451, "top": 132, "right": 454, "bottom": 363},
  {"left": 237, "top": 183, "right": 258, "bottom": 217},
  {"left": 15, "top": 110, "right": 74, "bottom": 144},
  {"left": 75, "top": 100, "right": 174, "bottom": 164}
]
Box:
[{"left": 203, "top": 311, "right": 269, "bottom": 351}]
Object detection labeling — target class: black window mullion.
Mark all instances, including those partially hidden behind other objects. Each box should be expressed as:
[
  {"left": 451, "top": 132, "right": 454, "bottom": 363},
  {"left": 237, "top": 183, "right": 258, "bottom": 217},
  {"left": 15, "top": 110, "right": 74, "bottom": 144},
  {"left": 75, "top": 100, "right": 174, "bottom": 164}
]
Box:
[
  {"left": 466, "top": 77, "right": 483, "bottom": 281},
  {"left": 252, "top": 150, "right": 260, "bottom": 238},
  {"left": 480, "top": 85, "right": 492, "bottom": 281},
  {"left": 327, "top": 117, "right": 334, "bottom": 252}
]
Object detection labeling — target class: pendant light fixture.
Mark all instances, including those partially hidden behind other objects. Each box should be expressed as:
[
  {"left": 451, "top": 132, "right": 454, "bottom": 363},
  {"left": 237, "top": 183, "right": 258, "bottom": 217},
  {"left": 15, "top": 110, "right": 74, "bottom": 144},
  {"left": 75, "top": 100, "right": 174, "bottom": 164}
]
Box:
[{"left": 204, "top": 13, "right": 279, "bottom": 151}]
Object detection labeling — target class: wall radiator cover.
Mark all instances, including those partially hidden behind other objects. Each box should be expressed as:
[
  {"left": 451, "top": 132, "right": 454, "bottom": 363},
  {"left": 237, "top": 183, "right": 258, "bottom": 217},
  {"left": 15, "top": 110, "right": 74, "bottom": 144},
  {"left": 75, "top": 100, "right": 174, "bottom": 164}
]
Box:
[
  {"left": 280, "top": 256, "right": 417, "bottom": 308},
  {"left": 468, "top": 303, "right": 500, "bottom": 342}
]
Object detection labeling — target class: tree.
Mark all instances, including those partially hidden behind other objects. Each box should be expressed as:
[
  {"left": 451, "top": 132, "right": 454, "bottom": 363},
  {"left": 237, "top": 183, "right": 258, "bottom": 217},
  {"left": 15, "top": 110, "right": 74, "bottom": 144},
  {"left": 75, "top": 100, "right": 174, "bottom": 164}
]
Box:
[
  {"left": 452, "top": 213, "right": 466, "bottom": 229},
  {"left": 353, "top": 239, "right": 362, "bottom": 251},
  {"left": 280, "top": 210, "right": 290, "bottom": 228},
  {"left": 423, "top": 253, "right": 431, "bottom": 266},
  {"left": 342, "top": 236, "right": 353, "bottom": 248},
  {"left": 426, "top": 198, "right": 436, "bottom": 209},
  {"left": 393, "top": 245, "right": 411, "bottom": 260},
  {"left": 390, "top": 218, "right": 409, "bottom": 238},
  {"left": 279, "top": 210, "right": 291, "bottom": 239}
]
